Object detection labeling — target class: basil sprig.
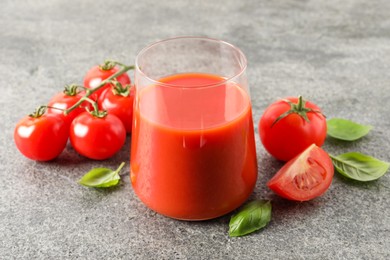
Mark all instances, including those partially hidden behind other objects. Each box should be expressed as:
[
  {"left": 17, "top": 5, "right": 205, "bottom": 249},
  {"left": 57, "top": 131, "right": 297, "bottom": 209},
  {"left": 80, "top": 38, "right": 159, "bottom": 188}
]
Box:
[
  {"left": 330, "top": 153, "right": 389, "bottom": 181},
  {"left": 78, "top": 162, "right": 125, "bottom": 188},
  {"left": 229, "top": 200, "right": 272, "bottom": 237},
  {"left": 327, "top": 118, "right": 372, "bottom": 141}
]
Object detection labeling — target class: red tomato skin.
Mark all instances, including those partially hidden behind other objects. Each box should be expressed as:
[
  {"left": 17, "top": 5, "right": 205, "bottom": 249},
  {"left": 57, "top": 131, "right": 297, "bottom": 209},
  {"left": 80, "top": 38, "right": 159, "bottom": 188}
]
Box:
[
  {"left": 259, "top": 97, "right": 327, "bottom": 161},
  {"left": 83, "top": 66, "right": 131, "bottom": 98},
  {"left": 14, "top": 114, "right": 68, "bottom": 161},
  {"left": 97, "top": 88, "right": 135, "bottom": 133},
  {"left": 47, "top": 91, "right": 90, "bottom": 127},
  {"left": 267, "top": 144, "right": 334, "bottom": 201},
  {"left": 69, "top": 112, "right": 126, "bottom": 160}
]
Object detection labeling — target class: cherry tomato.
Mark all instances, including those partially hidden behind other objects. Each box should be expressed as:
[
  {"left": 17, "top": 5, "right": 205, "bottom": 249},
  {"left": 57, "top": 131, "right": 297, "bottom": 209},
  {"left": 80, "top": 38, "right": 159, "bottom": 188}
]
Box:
[
  {"left": 259, "top": 96, "right": 326, "bottom": 161},
  {"left": 84, "top": 62, "right": 131, "bottom": 98},
  {"left": 97, "top": 85, "right": 134, "bottom": 133},
  {"left": 47, "top": 86, "right": 91, "bottom": 127},
  {"left": 267, "top": 144, "right": 334, "bottom": 201},
  {"left": 69, "top": 111, "right": 126, "bottom": 160},
  {"left": 14, "top": 109, "right": 68, "bottom": 161}
]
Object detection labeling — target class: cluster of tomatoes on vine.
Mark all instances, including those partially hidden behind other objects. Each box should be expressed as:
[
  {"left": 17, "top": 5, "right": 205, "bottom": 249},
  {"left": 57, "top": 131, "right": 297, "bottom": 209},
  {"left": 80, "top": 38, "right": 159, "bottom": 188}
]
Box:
[{"left": 14, "top": 60, "right": 135, "bottom": 161}]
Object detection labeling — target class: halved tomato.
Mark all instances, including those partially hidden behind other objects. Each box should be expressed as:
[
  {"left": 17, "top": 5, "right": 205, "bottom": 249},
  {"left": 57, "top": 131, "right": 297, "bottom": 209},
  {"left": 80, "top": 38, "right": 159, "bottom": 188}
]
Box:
[{"left": 267, "top": 144, "right": 334, "bottom": 201}]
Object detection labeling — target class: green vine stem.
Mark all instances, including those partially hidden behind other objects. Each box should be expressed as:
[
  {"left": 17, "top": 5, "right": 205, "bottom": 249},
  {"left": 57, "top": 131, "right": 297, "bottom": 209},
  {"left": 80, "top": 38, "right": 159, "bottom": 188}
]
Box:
[
  {"left": 84, "top": 97, "right": 108, "bottom": 118},
  {"left": 64, "top": 63, "right": 135, "bottom": 115},
  {"left": 29, "top": 105, "right": 65, "bottom": 118}
]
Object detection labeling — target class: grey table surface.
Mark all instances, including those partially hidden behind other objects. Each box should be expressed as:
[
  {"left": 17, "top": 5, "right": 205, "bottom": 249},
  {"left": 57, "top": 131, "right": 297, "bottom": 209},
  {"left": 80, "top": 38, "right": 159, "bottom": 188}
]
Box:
[{"left": 1, "top": 0, "right": 390, "bottom": 259}]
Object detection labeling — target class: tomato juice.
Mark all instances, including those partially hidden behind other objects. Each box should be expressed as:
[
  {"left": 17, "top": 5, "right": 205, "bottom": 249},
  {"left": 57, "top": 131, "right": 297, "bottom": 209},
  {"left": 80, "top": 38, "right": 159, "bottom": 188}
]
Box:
[{"left": 130, "top": 73, "right": 257, "bottom": 220}]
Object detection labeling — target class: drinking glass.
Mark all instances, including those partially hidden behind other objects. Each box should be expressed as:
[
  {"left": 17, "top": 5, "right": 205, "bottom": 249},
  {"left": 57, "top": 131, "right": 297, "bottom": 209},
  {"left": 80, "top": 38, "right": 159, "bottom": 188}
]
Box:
[{"left": 131, "top": 37, "right": 258, "bottom": 220}]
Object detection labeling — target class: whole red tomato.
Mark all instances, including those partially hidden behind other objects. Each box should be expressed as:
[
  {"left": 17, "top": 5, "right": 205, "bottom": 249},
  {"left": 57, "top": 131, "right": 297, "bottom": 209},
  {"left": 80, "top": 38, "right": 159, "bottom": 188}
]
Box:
[
  {"left": 259, "top": 96, "right": 326, "bottom": 161},
  {"left": 267, "top": 144, "right": 334, "bottom": 201},
  {"left": 47, "top": 85, "right": 91, "bottom": 127},
  {"left": 84, "top": 61, "right": 131, "bottom": 98},
  {"left": 97, "top": 83, "right": 134, "bottom": 133},
  {"left": 14, "top": 107, "right": 68, "bottom": 161},
  {"left": 69, "top": 111, "right": 126, "bottom": 160}
]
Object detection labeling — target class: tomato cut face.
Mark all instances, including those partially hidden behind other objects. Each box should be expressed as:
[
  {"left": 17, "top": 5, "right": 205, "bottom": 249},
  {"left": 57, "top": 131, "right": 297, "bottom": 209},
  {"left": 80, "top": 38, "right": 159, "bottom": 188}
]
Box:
[{"left": 267, "top": 144, "right": 334, "bottom": 201}]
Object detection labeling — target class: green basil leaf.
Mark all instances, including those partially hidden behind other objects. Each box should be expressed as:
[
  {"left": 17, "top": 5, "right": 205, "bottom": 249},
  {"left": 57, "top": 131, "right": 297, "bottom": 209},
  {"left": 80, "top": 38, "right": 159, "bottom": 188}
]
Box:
[
  {"left": 330, "top": 153, "right": 389, "bottom": 181},
  {"left": 327, "top": 118, "right": 372, "bottom": 141},
  {"left": 78, "top": 162, "right": 125, "bottom": 188},
  {"left": 229, "top": 200, "right": 271, "bottom": 237}
]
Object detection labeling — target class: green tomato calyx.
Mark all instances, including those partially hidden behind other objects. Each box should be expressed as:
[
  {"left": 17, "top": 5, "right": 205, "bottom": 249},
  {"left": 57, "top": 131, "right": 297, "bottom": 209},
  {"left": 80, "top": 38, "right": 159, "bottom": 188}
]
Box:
[
  {"left": 272, "top": 96, "right": 324, "bottom": 127},
  {"left": 110, "top": 80, "right": 132, "bottom": 97},
  {"left": 63, "top": 84, "right": 82, "bottom": 96},
  {"left": 29, "top": 106, "right": 47, "bottom": 118},
  {"left": 90, "top": 109, "right": 108, "bottom": 118},
  {"left": 99, "top": 60, "right": 116, "bottom": 71}
]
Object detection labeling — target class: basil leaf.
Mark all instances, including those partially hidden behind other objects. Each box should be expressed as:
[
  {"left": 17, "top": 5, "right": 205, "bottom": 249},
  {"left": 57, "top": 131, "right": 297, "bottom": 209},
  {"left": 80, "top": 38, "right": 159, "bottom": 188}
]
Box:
[
  {"left": 229, "top": 200, "right": 271, "bottom": 237},
  {"left": 330, "top": 153, "right": 389, "bottom": 181},
  {"left": 327, "top": 118, "right": 372, "bottom": 141},
  {"left": 78, "top": 162, "right": 125, "bottom": 188}
]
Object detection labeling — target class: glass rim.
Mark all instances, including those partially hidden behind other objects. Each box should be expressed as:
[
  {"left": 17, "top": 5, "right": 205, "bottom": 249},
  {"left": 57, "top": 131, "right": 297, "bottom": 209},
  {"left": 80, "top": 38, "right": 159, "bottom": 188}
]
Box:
[{"left": 135, "top": 36, "right": 248, "bottom": 89}]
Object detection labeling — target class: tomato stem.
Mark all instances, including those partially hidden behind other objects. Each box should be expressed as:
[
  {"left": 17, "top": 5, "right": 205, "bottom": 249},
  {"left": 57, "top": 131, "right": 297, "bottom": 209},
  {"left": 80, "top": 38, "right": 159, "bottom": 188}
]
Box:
[
  {"left": 64, "top": 63, "right": 135, "bottom": 115},
  {"left": 63, "top": 84, "right": 83, "bottom": 96},
  {"left": 99, "top": 60, "right": 129, "bottom": 71},
  {"left": 110, "top": 79, "right": 131, "bottom": 97},
  {"left": 99, "top": 60, "right": 116, "bottom": 71},
  {"left": 29, "top": 105, "right": 65, "bottom": 118},
  {"left": 84, "top": 97, "right": 107, "bottom": 118},
  {"left": 297, "top": 96, "right": 304, "bottom": 111},
  {"left": 271, "top": 96, "right": 325, "bottom": 127},
  {"left": 29, "top": 106, "right": 47, "bottom": 118},
  {"left": 47, "top": 105, "right": 66, "bottom": 112},
  {"left": 116, "top": 162, "right": 126, "bottom": 176},
  {"left": 106, "top": 60, "right": 128, "bottom": 68},
  {"left": 84, "top": 97, "right": 98, "bottom": 110}
]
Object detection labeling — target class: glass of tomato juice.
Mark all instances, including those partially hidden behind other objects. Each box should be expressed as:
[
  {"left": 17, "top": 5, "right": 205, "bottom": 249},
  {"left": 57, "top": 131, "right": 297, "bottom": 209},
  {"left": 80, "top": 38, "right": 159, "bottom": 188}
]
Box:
[{"left": 130, "top": 37, "right": 258, "bottom": 220}]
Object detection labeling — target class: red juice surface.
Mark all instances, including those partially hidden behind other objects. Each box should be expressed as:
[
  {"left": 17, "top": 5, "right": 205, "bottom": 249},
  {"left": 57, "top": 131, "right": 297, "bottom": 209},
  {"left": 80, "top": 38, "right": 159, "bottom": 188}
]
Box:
[{"left": 130, "top": 73, "right": 258, "bottom": 220}]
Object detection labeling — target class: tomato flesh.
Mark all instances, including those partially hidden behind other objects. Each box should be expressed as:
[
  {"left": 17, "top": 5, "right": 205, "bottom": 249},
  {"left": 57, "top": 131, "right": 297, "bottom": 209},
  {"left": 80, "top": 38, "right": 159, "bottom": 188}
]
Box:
[{"left": 267, "top": 144, "right": 334, "bottom": 201}]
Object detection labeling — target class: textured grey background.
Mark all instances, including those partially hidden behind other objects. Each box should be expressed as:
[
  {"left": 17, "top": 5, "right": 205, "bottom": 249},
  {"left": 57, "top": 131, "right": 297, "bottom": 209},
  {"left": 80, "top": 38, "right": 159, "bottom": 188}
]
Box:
[{"left": 1, "top": 0, "right": 390, "bottom": 259}]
